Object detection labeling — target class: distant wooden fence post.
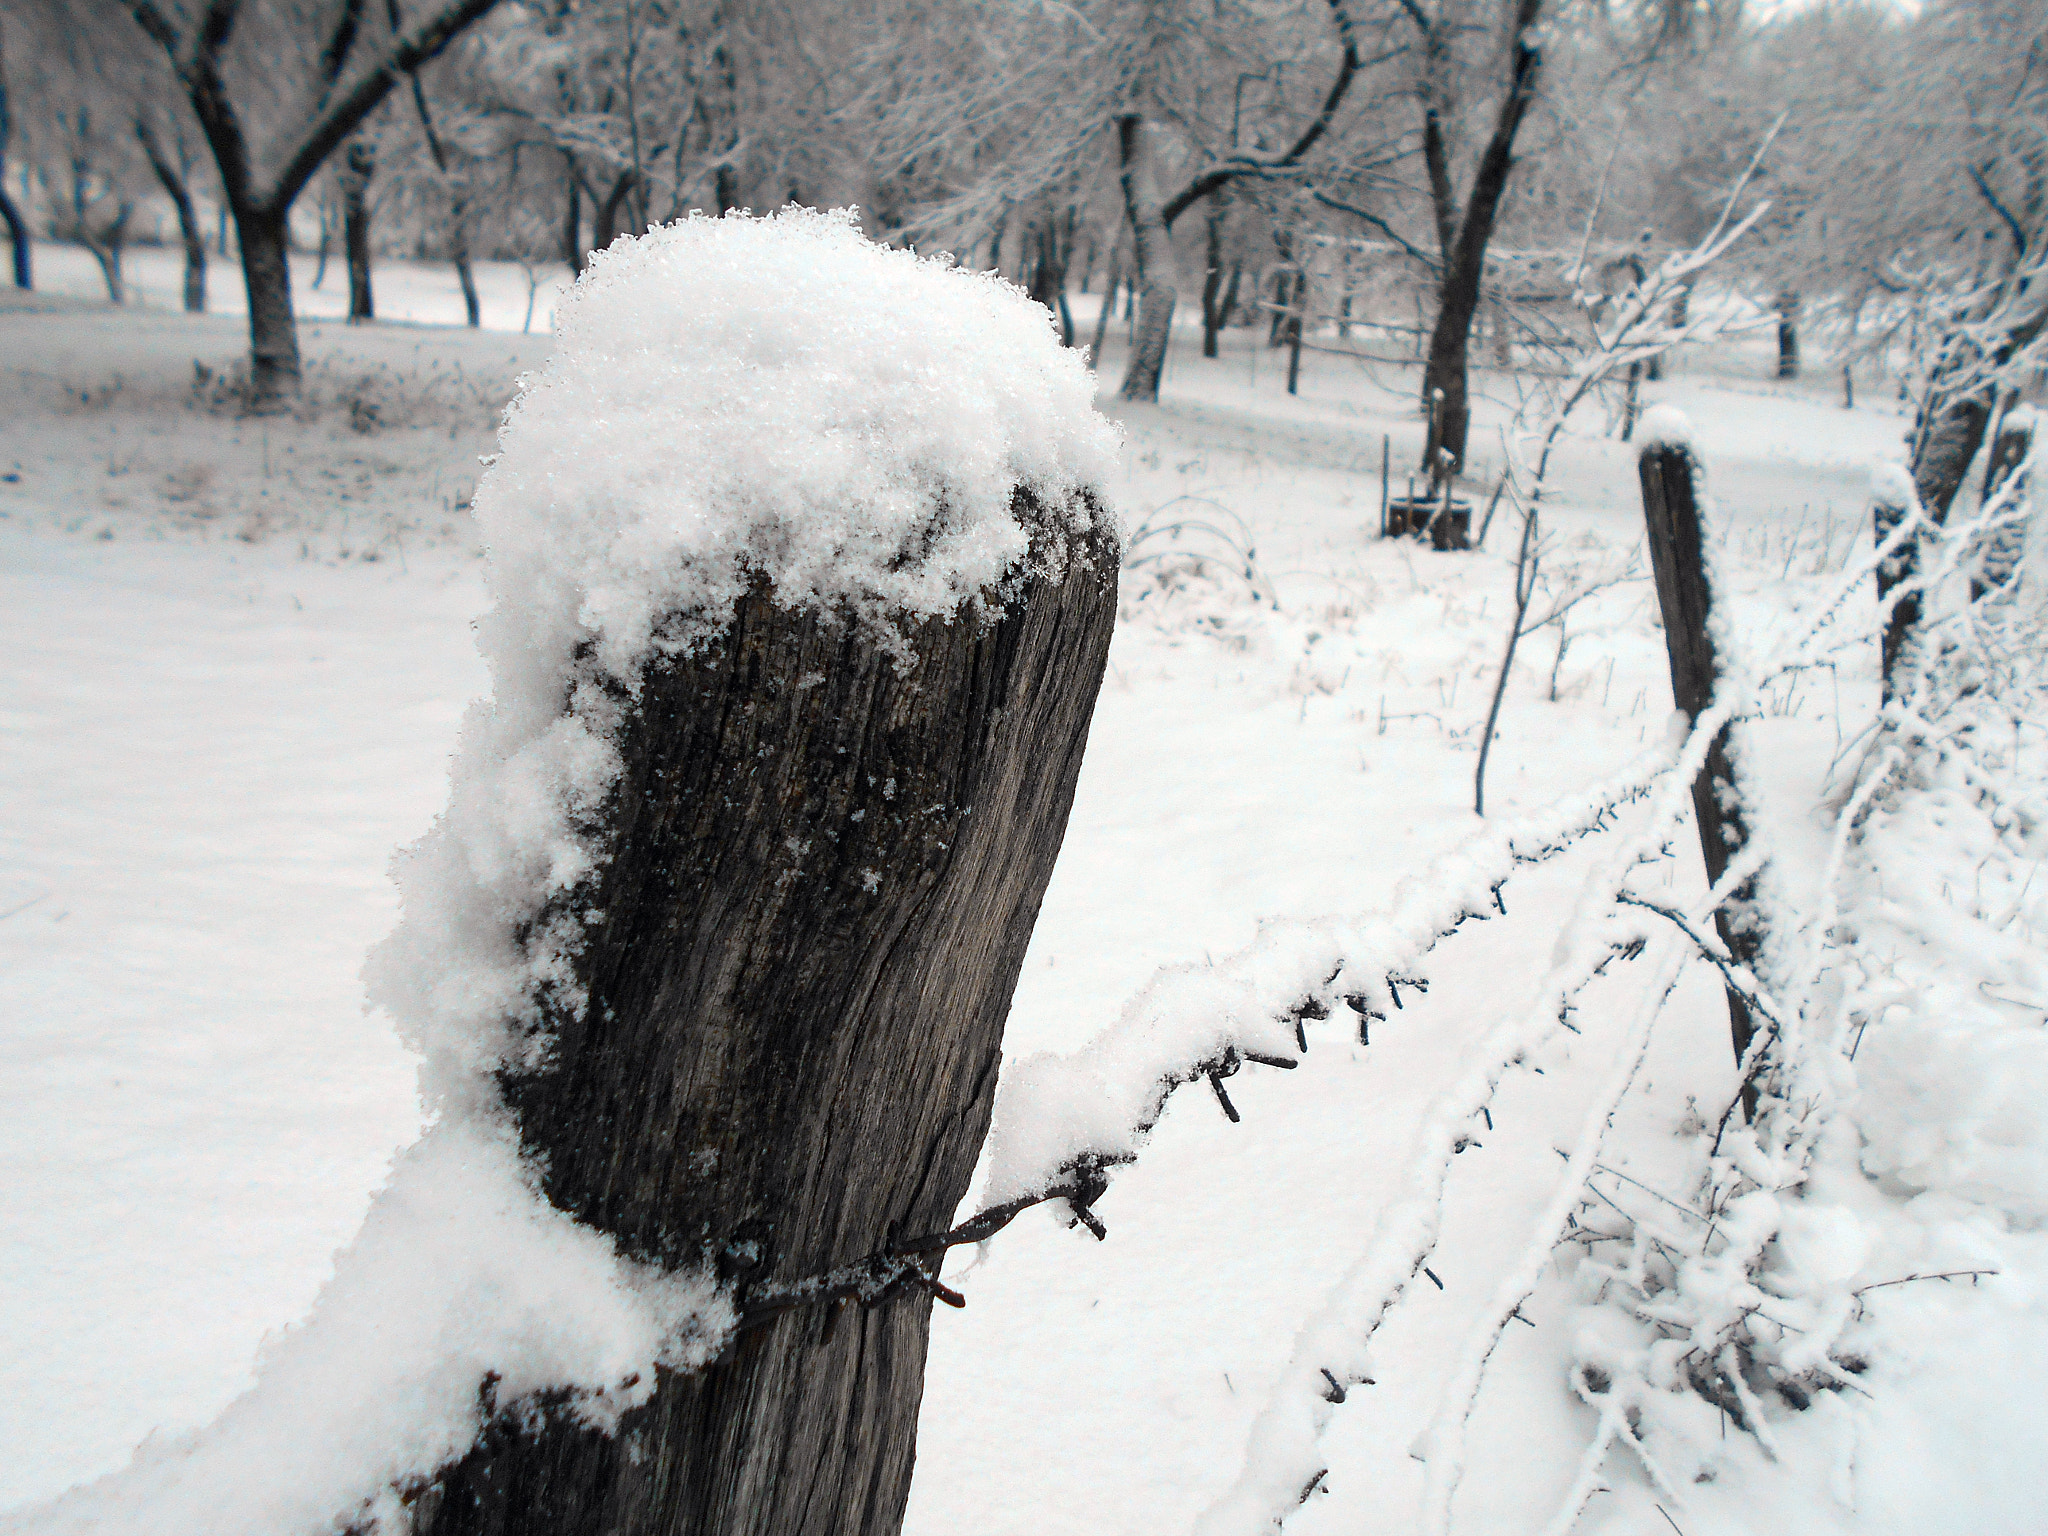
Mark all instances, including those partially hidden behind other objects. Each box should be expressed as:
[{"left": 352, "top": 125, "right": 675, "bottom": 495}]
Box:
[
  {"left": 416, "top": 502, "right": 1118, "bottom": 1536},
  {"left": 1872, "top": 475, "right": 1918, "bottom": 698},
  {"left": 1637, "top": 437, "right": 1765, "bottom": 1075}
]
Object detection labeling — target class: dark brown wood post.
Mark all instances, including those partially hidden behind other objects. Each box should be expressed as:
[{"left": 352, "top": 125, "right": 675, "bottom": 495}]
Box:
[
  {"left": 1872, "top": 471, "right": 1917, "bottom": 697},
  {"left": 1638, "top": 436, "right": 1764, "bottom": 1075},
  {"left": 414, "top": 497, "right": 1118, "bottom": 1536}
]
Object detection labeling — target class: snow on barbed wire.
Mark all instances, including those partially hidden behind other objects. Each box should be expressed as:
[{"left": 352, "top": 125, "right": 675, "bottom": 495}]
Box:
[
  {"left": 1184, "top": 438, "right": 2019, "bottom": 1536},
  {"left": 979, "top": 736, "right": 1688, "bottom": 1213}
]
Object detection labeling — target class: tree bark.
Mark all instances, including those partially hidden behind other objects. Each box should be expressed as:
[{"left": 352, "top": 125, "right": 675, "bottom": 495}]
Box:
[
  {"left": 408, "top": 75, "right": 478, "bottom": 326},
  {"left": 452, "top": 202, "right": 480, "bottom": 325},
  {"left": 0, "top": 58, "right": 27, "bottom": 286},
  {"left": 1774, "top": 289, "right": 1800, "bottom": 380},
  {"left": 1025, "top": 210, "right": 1068, "bottom": 339},
  {"left": 79, "top": 204, "right": 132, "bottom": 304},
  {"left": 1419, "top": 4, "right": 1545, "bottom": 485},
  {"left": 595, "top": 170, "right": 639, "bottom": 252},
  {"left": 235, "top": 203, "right": 303, "bottom": 407},
  {"left": 415, "top": 507, "right": 1118, "bottom": 1536},
  {"left": 1089, "top": 240, "right": 1121, "bottom": 365},
  {"left": 340, "top": 137, "right": 375, "bottom": 322},
  {"left": 1638, "top": 441, "right": 1763, "bottom": 1078},
  {"left": 563, "top": 158, "right": 584, "bottom": 273},
  {"left": 0, "top": 186, "right": 26, "bottom": 288},
  {"left": 1117, "top": 115, "right": 1178, "bottom": 403},
  {"left": 1201, "top": 203, "right": 1225, "bottom": 358},
  {"left": 138, "top": 121, "right": 207, "bottom": 312}
]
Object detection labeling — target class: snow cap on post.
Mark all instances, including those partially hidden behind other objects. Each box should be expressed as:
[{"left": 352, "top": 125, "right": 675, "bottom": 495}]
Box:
[
  {"left": 1870, "top": 460, "right": 1919, "bottom": 511},
  {"left": 370, "top": 207, "right": 1120, "bottom": 1100},
  {"left": 1635, "top": 404, "right": 1694, "bottom": 454},
  {"left": 483, "top": 204, "right": 1121, "bottom": 681}
]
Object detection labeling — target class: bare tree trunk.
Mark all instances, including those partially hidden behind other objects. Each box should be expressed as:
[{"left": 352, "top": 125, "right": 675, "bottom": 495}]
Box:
[
  {"left": 451, "top": 201, "right": 480, "bottom": 325},
  {"left": 408, "top": 75, "right": 478, "bottom": 326},
  {"left": 0, "top": 55, "right": 28, "bottom": 287},
  {"left": 716, "top": 162, "right": 739, "bottom": 216},
  {"left": 138, "top": 120, "right": 207, "bottom": 311},
  {"left": 415, "top": 512, "right": 1119, "bottom": 1536},
  {"left": 1024, "top": 210, "right": 1068, "bottom": 339},
  {"left": 1267, "top": 232, "right": 1297, "bottom": 348},
  {"left": 563, "top": 158, "right": 585, "bottom": 273},
  {"left": 1116, "top": 115, "right": 1179, "bottom": 403},
  {"left": 595, "top": 170, "right": 639, "bottom": 252},
  {"left": 235, "top": 203, "right": 302, "bottom": 408},
  {"left": 0, "top": 187, "right": 25, "bottom": 287},
  {"left": 340, "top": 137, "right": 375, "bottom": 322},
  {"left": 313, "top": 191, "right": 332, "bottom": 287},
  {"left": 1774, "top": 289, "right": 1800, "bottom": 380},
  {"left": 1089, "top": 240, "right": 1121, "bottom": 365},
  {"left": 1201, "top": 202, "right": 1225, "bottom": 358},
  {"left": 1419, "top": 8, "right": 1544, "bottom": 485},
  {"left": 80, "top": 205, "right": 132, "bottom": 304}
]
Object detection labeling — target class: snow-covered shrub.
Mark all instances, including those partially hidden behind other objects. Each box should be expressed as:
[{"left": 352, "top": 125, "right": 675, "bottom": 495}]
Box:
[{"left": 1119, "top": 495, "right": 1274, "bottom": 646}]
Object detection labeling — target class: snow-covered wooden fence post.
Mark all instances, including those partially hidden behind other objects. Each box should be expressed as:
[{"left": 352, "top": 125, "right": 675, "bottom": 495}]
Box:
[
  {"left": 389, "top": 211, "right": 1120, "bottom": 1536},
  {"left": 1636, "top": 419, "right": 1764, "bottom": 1076},
  {"left": 1872, "top": 467, "right": 1919, "bottom": 696}
]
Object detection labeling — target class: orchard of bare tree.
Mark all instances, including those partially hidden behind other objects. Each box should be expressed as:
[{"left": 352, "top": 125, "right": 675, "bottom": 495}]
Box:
[{"left": 1, "top": 1, "right": 2043, "bottom": 1534}]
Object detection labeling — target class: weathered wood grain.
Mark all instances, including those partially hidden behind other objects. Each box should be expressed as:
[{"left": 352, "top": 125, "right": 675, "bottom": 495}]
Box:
[{"left": 417, "top": 494, "right": 1119, "bottom": 1536}]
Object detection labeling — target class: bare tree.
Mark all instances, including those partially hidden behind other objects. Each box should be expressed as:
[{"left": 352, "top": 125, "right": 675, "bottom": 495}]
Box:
[
  {"left": 1115, "top": 0, "right": 1365, "bottom": 401},
  {"left": 136, "top": 107, "right": 208, "bottom": 310},
  {"left": 117, "top": 0, "right": 508, "bottom": 404},
  {"left": 1407, "top": 0, "right": 1548, "bottom": 485},
  {"left": 40, "top": 99, "right": 138, "bottom": 303}
]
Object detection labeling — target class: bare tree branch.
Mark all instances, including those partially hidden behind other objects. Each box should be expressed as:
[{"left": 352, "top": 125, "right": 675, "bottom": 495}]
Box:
[
  {"left": 273, "top": 0, "right": 506, "bottom": 208},
  {"left": 1158, "top": 0, "right": 1362, "bottom": 229},
  {"left": 1311, "top": 187, "right": 1437, "bottom": 269},
  {"left": 1970, "top": 161, "right": 2031, "bottom": 258}
]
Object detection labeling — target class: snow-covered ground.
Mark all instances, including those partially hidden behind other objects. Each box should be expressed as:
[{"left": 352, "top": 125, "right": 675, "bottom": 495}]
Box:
[{"left": 3, "top": 253, "right": 2040, "bottom": 1535}]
